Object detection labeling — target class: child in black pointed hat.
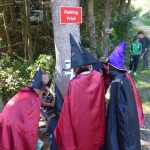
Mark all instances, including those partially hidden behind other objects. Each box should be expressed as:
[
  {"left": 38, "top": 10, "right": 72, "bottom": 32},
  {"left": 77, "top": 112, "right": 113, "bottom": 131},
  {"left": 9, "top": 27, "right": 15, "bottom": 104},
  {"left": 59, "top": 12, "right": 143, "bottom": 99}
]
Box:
[
  {"left": 55, "top": 34, "right": 106, "bottom": 150},
  {"left": 0, "top": 67, "right": 49, "bottom": 150}
]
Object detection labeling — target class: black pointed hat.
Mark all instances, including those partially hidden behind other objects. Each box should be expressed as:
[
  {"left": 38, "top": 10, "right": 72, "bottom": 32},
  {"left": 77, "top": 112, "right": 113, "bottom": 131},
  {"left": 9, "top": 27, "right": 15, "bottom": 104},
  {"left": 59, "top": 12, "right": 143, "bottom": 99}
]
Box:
[
  {"left": 79, "top": 43, "right": 101, "bottom": 71},
  {"left": 31, "top": 67, "right": 44, "bottom": 90},
  {"left": 79, "top": 42, "right": 98, "bottom": 64},
  {"left": 68, "top": 34, "right": 97, "bottom": 69}
]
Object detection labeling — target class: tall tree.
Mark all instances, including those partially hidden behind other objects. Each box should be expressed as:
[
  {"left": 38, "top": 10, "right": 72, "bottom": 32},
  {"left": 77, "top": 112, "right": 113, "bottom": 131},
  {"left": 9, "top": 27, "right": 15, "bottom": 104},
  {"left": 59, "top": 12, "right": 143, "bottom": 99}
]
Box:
[
  {"left": 19, "top": 3, "right": 27, "bottom": 59},
  {"left": 101, "top": 0, "right": 114, "bottom": 57},
  {"left": 51, "top": 0, "right": 80, "bottom": 96},
  {"left": 0, "top": 98, "right": 4, "bottom": 112},
  {"left": 117, "top": 0, "right": 131, "bottom": 17},
  {"left": 0, "top": 0, "right": 12, "bottom": 52},
  {"left": 118, "top": 0, "right": 126, "bottom": 16},
  {"left": 24, "top": 0, "right": 33, "bottom": 60},
  {"left": 125, "top": 0, "right": 131, "bottom": 14},
  {"left": 87, "top": 0, "right": 97, "bottom": 58},
  {"left": 9, "top": 0, "right": 17, "bottom": 30}
]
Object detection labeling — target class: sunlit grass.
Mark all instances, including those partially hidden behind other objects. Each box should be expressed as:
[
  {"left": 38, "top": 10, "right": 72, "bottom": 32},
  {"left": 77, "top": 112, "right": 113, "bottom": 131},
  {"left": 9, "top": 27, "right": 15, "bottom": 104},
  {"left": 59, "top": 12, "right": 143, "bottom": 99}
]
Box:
[
  {"left": 143, "top": 102, "right": 150, "bottom": 113},
  {"left": 136, "top": 81, "right": 150, "bottom": 89},
  {"left": 132, "top": 0, "right": 150, "bottom": 16},
  {"left": 140, "top": 18, "right": 150, "bottom": 26},
  {"left": 134, "top": 67, "right": 150, "bottom": 113}
]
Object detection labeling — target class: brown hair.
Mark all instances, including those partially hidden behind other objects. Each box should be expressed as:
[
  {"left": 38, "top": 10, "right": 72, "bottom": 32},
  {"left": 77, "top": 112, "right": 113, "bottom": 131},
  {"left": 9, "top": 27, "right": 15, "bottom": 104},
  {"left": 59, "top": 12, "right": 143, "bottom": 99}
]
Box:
[
  {"left": 74, "top": 66, "right": 90, "bottom": 75},
  {"left": 137, "top": 31, "right": 144, "bottom": 35}
]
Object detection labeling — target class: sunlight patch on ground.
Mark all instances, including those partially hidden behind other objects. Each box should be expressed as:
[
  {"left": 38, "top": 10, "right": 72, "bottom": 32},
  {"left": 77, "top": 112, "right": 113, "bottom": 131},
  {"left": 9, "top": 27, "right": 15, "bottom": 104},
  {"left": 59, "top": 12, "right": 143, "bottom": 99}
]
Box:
[
  {"left": 143, "top": 102, "right": 150, "bottom": 114},
  {"left": 132, "top": 0, "right": 150, "bottom": 16},
  {"left": 136, "top": 80, "right": 150, "bottom": 89}
]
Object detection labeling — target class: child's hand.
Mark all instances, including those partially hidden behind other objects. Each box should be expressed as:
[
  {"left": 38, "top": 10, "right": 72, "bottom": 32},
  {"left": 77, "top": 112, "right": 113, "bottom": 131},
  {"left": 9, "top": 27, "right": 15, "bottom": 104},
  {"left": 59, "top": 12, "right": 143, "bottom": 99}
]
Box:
[{"left": 51, "top": 100, "right": 55, "bottom": 107}]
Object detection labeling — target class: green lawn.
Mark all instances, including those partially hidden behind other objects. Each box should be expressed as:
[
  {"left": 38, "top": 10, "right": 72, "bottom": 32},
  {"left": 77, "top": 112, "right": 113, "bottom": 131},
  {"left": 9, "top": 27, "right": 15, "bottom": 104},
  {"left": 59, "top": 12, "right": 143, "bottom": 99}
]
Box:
[
  {"left": 134, "top": 62, "right": 150, "bottom": 114},
  {"left": 140, "top": 18, "right": 150, "bottom": 26},
  {"left": 130, "top": 26, "right": 150, "bottom": 114}
]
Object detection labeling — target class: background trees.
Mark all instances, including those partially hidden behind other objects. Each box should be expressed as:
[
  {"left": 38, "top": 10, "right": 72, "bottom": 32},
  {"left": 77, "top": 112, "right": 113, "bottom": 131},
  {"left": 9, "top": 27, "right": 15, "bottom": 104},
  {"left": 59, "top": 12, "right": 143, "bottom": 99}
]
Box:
[{"left": 0, "top": 0, "right": 139, "bottom": 100}]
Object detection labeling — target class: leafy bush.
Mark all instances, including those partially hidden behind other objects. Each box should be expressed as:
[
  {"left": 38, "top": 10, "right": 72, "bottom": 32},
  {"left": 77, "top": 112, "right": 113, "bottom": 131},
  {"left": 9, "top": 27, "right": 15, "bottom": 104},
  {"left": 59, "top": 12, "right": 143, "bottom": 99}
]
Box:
[
  {"left": 0, "top": 38, "right": 7, "bottom": 48},
  {"left": 110, "top": 7, "right": 140, "bottom": 47},
  {"left": 111, "top": 14, "right": 134, "bottom": 44},
  {"left": 0, "top": 54, "right": 55, "bottom": 102}
]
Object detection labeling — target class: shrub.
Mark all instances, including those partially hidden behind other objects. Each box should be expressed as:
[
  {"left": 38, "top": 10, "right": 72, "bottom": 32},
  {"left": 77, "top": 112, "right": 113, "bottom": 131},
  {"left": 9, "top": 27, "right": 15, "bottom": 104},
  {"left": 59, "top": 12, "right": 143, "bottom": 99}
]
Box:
[{"left": 0, "top": 54, "right": 55, "bottom": 102}]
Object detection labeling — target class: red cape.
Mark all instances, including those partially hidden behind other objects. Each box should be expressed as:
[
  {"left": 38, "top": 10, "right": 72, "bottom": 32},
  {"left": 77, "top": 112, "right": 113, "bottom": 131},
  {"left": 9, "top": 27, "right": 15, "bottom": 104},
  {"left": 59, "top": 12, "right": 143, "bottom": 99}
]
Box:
[
  {"left": 126, "top": 72, "right": 144, "bottom": 127},
  {"left": 0, "top": 87, "right": 40, "bottom": 150},
  {"left": 55, "top": 71, "right": 106, "bottom": 150},
  {"left": 102, "top": 64, "right": 110, "bottom": 91}
]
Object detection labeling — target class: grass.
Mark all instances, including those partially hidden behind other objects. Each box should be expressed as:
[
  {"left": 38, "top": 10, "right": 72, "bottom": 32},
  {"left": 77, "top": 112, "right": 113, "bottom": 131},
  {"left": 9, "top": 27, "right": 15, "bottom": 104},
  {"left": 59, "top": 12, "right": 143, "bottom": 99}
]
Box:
[
  {"left": 129, "top": 26, "right": 150, "bottom": 114},
  {"left": 132, "top": 61, "right": 150, "bottom": 114},
  {"left": 140, "top": 18, "right": 150, "bottom": 26}
]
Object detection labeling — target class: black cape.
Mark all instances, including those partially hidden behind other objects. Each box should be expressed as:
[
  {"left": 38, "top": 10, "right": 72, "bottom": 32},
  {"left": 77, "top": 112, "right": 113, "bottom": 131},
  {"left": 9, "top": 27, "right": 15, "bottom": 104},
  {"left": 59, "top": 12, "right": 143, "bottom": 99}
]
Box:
[{"left": 105, "top": 71, "right": 141, "bottom": 150}]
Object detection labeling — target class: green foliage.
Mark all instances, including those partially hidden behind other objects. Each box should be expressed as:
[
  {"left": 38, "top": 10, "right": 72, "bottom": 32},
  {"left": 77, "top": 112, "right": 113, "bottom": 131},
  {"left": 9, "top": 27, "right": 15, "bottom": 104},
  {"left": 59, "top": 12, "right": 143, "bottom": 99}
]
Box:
[
  {"left": 109, "top": 4, "right": 140, "bottom": 50},
  {"left": 0, "top": 54, "right": 55, "bottom": 102},
  {"left": 142, "top": 11, "right": 150, "bottom": 19},
  {"left": 0, "top": 38, "right": 7, "bottom": 48},
  {"left": 112, "top": 15, "right": 133, "bottom": 41},
  {"left": 80, "top": 0, "right": 104, "bottom": 55},
  {"left": 111, "top": 11, "right": 138, "bottom": 45}
]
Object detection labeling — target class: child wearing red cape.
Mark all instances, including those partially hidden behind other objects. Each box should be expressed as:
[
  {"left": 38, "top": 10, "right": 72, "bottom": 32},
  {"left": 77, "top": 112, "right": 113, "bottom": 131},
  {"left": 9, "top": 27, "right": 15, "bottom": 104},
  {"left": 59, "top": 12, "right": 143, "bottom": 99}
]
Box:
[
  {"left": 54, "top": 34, "right": 106, "bottom": 150},
  {"left": 0, "top": 68, "right": 49, "bottom": 150}
]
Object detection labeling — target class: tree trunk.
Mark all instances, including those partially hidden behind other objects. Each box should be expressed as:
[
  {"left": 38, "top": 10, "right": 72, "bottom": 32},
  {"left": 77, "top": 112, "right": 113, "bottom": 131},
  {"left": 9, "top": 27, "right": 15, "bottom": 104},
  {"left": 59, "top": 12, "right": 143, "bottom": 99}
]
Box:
[
  {"left": 125, "top": 0, "right": 131, "bottom": 14},
  {"left": 118, "top": 0, "right": 126, "bottom": 17},
  {"left": 51, "top": 0, "right": 80, "bottom": 96},
  {"left": 87, "top": 0, "right": 97, "bottom": 58},
  {"left": 0, "top": 0, "right": 12, "bottom": 52},
  {"left": 19, "top": 4, "right": 27, "bottom": 59},
  {"left": 42, "top": 1, "right": 48, "bottom": 35},
  {"left": 118, "top": 0, "right": 131, "bottom": 17},
  {"left": 9, "top": 0, "right": 17, "bottom": 29},
  {"left": 0, "top": 98, "right": 4, "bottom": 112},
  {"left": 24, "top": 0, "right": 33, "bottom": 61},
  {"left": 101, "top": 0, "right": 114, "bottom": 57}
]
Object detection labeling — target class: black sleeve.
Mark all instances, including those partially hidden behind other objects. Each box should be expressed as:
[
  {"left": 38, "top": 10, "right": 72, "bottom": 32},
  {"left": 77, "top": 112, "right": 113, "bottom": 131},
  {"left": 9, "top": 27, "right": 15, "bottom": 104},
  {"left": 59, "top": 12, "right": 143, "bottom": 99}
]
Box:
[
  {"left": 116, "top": 82, "right": 128, "bottom": 149},
  {"left": 117, "top": 78, "right": 141, "bottom": 150},
  {"left": 105, "top": 82, "right": 120, "bottom": 150},
  {"left": 55, "top": 84, "right": 64, "bottom": 112},
  {"left": 146, "top": 37, "right": 150, "bottom": 48},
  {"left": 105, "top": 79, "right": 141, "bottom": 150},
  {"left": 144, "top": 37, "right": 150, "bottom": 49}
]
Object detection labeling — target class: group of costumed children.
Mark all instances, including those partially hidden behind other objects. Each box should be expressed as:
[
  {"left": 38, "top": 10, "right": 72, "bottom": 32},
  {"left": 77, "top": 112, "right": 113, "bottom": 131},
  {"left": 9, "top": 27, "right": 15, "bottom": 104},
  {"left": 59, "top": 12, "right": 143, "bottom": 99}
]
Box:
[{"left": 0, "top": 34, "right": 144, "bottom": 150}]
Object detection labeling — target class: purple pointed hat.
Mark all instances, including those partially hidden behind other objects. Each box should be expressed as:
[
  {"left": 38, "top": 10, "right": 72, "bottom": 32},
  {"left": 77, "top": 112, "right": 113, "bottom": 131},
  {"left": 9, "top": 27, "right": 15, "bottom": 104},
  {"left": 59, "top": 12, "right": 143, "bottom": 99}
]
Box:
[{"left": 108, "top": 41, "right": 127, "bottom": 71}]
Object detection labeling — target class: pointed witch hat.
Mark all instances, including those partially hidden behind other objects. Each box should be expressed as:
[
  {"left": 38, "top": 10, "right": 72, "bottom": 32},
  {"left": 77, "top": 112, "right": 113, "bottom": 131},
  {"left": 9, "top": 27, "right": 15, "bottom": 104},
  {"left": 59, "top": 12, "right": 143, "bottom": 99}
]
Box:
[
  {"left": 79, "top": 42, "right": 98, "bottom": 64},
  {"left": 31, "top": 67, "right": 45, "bottom": 90},
  {"left": 79, "top": 42, "right": 101, "bottom": 71},
  {"left": 63, "top": 34, "right": 98, "bottom": 71},
  {"left": 108, "top": 41, "right": 127, "bottom": 71}
]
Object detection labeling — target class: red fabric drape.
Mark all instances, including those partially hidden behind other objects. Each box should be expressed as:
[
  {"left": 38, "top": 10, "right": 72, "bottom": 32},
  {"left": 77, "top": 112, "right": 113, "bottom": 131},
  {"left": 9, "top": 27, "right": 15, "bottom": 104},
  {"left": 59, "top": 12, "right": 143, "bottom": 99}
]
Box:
[
  {"left": 126, "top": 72, "right": 144, "bottom": 127},
  {"left": 0, "top": 87, "right": 40, "bottom": 150},
  {"left": 55, "top": 71, "right": 106, "bottom": 150}
]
